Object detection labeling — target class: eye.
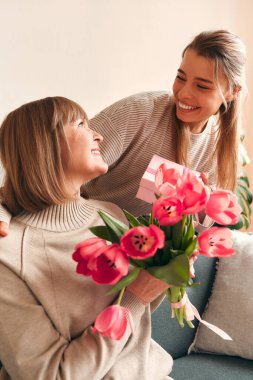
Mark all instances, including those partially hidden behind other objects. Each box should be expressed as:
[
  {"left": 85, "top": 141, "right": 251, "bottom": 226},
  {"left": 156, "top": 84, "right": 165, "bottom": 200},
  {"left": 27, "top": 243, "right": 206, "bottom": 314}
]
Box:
[
  {"left": 196, "top": 84, "right": 210, "bottom": 90},
  {"left": 78, "top": 121, "right": 84, "bottom": 128},
  {"left": 176, "top": 75, "right": 186, "bottom": 81}
]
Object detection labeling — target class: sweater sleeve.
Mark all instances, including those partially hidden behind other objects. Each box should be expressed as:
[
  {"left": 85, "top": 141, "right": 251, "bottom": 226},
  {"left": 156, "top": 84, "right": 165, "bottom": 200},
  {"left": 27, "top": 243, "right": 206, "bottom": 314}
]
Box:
[
  {"left": 89, "top": 92, "right": 163, "bottom": 166},
  {"left": 0, "top": 263, "right": 146, "bottom": 380}
]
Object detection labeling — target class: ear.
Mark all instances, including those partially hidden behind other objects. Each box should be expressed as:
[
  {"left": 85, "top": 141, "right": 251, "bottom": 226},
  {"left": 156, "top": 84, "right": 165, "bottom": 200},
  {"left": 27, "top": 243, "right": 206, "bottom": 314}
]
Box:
[{"left": 225, "top": 86, "right": 241, "bottom": 102}]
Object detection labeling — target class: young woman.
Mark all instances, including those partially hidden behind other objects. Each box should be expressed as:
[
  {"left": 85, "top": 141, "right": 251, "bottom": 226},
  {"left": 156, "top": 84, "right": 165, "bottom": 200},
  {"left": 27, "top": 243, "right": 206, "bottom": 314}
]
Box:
[
  {"left": 0, "top": 97, "right": 173, "bottom": 379},
  {"left": 0, "top": 30, "right": 247, "bottom": 232}
]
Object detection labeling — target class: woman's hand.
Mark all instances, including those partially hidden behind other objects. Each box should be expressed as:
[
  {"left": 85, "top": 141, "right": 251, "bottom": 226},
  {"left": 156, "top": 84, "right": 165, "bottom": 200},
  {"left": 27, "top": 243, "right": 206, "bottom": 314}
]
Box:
[
  {"left": 127, "top": 270, "right": 169, "bottom": 306},
  {"left": 0, "top": 221, "right": 9, "bottom": 236},
  {"left": 198, "top": 172, "right": 211, "bottom": 224},
  {"left": 199, "top": 172, "right": 209, "bottom": 186}
]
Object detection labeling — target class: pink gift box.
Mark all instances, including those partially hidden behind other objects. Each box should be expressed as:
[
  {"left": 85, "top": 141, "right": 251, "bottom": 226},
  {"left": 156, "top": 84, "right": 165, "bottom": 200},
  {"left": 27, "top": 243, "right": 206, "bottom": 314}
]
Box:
[{"left": 136, "top": 155, "right": 199, "bottom": 204}]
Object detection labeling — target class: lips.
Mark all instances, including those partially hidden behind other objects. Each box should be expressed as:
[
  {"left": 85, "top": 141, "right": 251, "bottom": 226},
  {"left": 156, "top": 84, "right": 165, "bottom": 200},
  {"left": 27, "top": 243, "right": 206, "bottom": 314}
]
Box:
[
  {"left": 91, "top": 149, "right": 101, "bottom": 155},
  {"left": 178, "top": 101, "right": 199, "bottom": 110}
]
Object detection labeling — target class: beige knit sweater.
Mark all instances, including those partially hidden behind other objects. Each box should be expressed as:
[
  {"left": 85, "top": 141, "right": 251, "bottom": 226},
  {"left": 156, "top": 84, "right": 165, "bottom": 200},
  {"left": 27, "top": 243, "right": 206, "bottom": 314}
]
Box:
[{"left": 0, "top": 197, "right": 173, "bottom": 380}]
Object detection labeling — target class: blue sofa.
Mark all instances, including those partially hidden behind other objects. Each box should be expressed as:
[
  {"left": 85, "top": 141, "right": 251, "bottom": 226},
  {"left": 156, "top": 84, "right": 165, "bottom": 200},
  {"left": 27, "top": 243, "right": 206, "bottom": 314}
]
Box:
[{"left": 151, "top": 254, "right": 253, "bottom": 379}]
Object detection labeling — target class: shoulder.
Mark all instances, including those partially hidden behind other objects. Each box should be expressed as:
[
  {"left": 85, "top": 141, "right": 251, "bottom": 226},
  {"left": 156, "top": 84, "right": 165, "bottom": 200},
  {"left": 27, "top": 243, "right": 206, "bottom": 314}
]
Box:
[
  {"left": 90, "top": 91, "right": 173, "bottom": 121},
  {"left": 124, "top": 91, "right": 174, "bottom": 113},
  {"left": 0, "top": 220, "right": 27, "bottom": 274},
  {"left": 113, "top": 90, "right": 172, "bottom": 107},
  {"left": 86, "top": 199, "right": 128, "bottom": 225},
  {"left": 0, "top": 220, "right": 24, "bottom": 250},
  {"left": 0, "top": 219, "right": 43, "bottom": 254}
]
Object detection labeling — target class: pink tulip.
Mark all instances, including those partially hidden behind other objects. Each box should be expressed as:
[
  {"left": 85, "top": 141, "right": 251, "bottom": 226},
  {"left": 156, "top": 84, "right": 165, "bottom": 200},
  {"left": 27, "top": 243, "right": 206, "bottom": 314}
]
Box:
[
  {"left": 120, "top": 225, "right": 165, "bottom": 259},
  {"left": 198, "top": 227, "right": 235, "bottom": 257},
  {"left": 155, "top": 164, "right": 180, "bottom": 196},
  {"left": 176, "top": 169, "right": 210, "bottom": 214},
  {"left": 73, "top": 240, "right": 129, "bottom": 284},
  {"left": 205, "top": 190, "right": 242, "bottom": 225},
  {"left": 152, "top": 196, "right": 184, "bottom": 226},
  {"left": 72, "top": 237, "right": 107, "bottom": 276},
  {"left": 91, "top": 244, "right": 129, "bottom": 284},
  {"left": 92, "top": 305, "right": 134, "bottom": 340}
]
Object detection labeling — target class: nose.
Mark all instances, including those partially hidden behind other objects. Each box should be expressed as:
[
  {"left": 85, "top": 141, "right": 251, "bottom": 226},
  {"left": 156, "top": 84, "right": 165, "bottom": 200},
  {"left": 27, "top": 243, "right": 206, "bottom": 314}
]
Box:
[
  {"left": 92, "top": 129, "right": 103, "bottom": 142},
  {"left": 178, "top": 82, "right": 193, "bottom": 100}
]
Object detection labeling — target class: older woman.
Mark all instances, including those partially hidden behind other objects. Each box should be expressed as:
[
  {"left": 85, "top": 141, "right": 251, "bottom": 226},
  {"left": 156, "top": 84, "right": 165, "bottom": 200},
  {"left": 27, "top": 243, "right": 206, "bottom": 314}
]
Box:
[{"left": 0, "top": 97, "right": 173, "bottom": 380}]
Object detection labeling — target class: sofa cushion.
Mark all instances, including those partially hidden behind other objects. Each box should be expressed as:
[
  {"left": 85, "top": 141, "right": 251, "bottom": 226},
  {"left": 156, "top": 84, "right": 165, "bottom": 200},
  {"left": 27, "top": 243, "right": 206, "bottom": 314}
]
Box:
[
  {"left": 171, "top": 353, "right": 253, "bottom": 380},
  {"left": 151, "top": 255, "right": 216, "bottom": 358},
  {"left": 190, "top": 231, "right": 253, "bottom": 360}
]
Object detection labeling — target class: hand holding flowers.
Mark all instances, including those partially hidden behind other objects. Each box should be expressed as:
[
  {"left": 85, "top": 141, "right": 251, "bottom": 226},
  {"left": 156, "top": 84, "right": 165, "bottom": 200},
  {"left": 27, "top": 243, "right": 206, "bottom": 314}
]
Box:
[{"left": 72, "top": 162, "right": 241, "bottom": 340}]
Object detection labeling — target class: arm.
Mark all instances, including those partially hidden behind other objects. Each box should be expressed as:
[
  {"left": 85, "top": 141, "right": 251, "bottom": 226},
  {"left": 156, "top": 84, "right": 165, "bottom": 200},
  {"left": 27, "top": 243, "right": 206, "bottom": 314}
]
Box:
[
  {"left": 0, "top": 221, "right": 9, "bottom": 236},
  {"left": 0, "top": 262, "right": 143, "bottom": 380},
  {"left": 0, "top": 204, "right": 11, "bottom": 236},
  {"left": 0, "top": 264, "right": 165, "bottom": 380},
  {"left": 89, "top": 92, "right": 165, "bottom": 166},
  {"left": 196, "top": 172, "right": 215, "bottom": 231},
  {"left": 84, "top": 92, "right": 170, "bottom": 210}
]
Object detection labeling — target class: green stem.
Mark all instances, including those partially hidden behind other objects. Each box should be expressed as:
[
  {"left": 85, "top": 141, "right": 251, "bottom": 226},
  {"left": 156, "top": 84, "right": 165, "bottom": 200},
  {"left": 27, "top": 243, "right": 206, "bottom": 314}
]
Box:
[
  {"left": 182, "top": 215, "right": 187, "bottom": 235},
  {"left": 186, "top": 320, "right": 195, "bottom": 328},
  {"left": 116, "top": 287, "right": 125, "bottom": 305},
  {"left": 149, "top": 212, "right": 154, "bottom": 225},
  {"left": 179, "top": 307, "right": 184, "bottom": 328}
]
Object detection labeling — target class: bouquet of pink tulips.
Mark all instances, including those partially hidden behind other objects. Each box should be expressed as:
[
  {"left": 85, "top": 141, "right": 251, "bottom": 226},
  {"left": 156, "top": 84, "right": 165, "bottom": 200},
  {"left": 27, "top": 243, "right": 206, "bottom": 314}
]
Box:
[{"left": 72, "top": 164, "right": 241, "bottom": 340}]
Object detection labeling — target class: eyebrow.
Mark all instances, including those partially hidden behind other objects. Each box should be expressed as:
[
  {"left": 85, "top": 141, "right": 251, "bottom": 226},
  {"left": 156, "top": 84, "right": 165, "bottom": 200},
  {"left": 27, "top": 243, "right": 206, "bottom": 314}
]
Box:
[
  {"left": 74, "top": 119, "right": 83, "bottom": 124},
  {"left": 178, "top": 69, "right": 214, "bottom": 84}
]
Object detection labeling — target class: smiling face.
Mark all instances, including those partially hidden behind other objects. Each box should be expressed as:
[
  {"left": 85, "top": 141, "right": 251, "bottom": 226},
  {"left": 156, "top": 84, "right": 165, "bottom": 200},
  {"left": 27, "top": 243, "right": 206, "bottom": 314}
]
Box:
[
  {"left": 172, "top": 48, "right": 233, "bottom": 133},
  {"left": 62, "top": 119, "right": 108, "bottom": 194}
]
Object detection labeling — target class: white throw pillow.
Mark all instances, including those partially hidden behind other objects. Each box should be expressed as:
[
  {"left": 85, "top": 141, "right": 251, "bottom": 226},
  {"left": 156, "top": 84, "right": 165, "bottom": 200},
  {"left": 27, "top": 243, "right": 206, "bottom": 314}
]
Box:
[{"left": 190, "top": 231, "right": 253, "bottom": 360}]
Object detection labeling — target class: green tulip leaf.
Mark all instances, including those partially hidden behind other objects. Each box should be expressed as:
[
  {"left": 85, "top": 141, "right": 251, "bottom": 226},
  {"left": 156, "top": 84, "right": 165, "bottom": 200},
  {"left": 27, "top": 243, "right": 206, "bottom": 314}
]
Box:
[
  {"left": 98, "top": 210, "right": 128, "bottom": 242},
  {"left": 171, "top": 220, "right": 183, "bottom": 249},
  {"left": 129, "top": 258, "right": 147, "bottom": 268},
  {"left": 184, "top": 238, "right": 197, "bottom": 256},
  {"left": 123, "top": 210, "right": 142, "bottom": 227},
  {"left": 89, "top": 226, "right": 113, "bottom": 242},
  {"left": 160, "top": 225, "right": 172, "bottom": 241},
  {"left": 182, "top": 216, "right": 195, "bottom": 249},
  {"left": 136, "top": 215, "right": 150, "bottom": 226},
  {"left": 106, "top": 267, "right": 141, "bottom": 295},
  {"left": 147, "top": 254, "right": 190, "bottom": 287}
]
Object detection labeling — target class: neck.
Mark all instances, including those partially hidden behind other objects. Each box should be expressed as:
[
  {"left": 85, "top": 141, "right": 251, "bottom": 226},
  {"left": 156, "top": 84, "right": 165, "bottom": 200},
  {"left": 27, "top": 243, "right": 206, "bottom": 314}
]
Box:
[
  {"left": 65, "top": 178, "right": 82, "bottom": 199},
  {"left": 188, "top": 120, "right": 208, "bottom": 134},
  {"left": 14, "top": 197, "right": 96, "bottom": 232}
]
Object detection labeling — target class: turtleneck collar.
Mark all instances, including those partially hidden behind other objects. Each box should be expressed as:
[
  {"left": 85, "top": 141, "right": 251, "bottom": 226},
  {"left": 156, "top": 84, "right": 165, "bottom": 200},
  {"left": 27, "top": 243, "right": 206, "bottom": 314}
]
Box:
[{"left": 14, "top": 197, "right": 97, "bottom": 232}]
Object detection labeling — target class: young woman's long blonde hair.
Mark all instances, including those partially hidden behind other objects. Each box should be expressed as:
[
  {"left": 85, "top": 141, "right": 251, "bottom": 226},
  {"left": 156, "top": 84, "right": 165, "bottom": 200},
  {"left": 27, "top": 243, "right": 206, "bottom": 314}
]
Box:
[
  {"left": 175, "top": 30, "right": 247, "bottom": 190},
  {"left": 0, "top": 97, "right": 87, "bottom": 215}
]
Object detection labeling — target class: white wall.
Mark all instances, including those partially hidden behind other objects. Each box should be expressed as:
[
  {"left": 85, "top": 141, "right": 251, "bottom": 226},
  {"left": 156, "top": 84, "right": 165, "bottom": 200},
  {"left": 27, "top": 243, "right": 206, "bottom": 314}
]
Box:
[
  {"left": 0, "top": 0, "right": 239, "bottom": 119},
  {"left": 0, "top": 0, "right": 252, "bottom": 219}
]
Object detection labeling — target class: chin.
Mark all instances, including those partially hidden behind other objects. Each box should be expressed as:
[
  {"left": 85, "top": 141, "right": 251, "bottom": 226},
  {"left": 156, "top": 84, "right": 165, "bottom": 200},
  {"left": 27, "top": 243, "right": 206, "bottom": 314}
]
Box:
[
  {"left": 83, "top": 165, "right": 108, "bottom": 182},
  {"left": 101, "top": 162, "right": 109, "bottom": 174},
  {"left": 95, "top": 163, "right": 109, "bottom": 177},
  {"left": 176, "top": 111, "right": 195, "bottom": 124}
]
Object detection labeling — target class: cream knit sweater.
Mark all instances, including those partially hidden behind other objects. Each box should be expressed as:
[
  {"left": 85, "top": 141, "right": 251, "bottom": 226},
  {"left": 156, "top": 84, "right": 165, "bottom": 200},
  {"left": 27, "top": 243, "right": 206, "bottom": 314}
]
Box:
[{"left": 0, "top": 197, "right": 173, "bottom": 380}]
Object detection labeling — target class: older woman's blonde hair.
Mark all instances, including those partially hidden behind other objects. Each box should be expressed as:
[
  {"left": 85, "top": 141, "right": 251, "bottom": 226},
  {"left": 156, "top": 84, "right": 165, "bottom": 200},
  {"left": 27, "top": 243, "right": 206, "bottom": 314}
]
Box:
[{"left": 0, "top": 96, "right": 87, "bottom": 215}]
